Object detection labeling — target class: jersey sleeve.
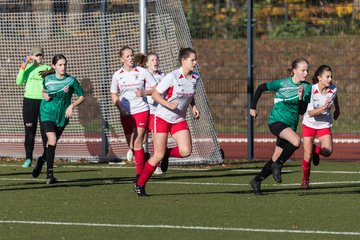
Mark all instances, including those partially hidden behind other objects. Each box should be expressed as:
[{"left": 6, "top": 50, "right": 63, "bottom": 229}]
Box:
[
  {"left": 16, "top": 69, "right": 26, "bottom": 86},
  {"left": 156, "top": 72, "right": 174, "bottom": 94},
  {"left": 16, "top": 63, "right": 34, "bottom": 86},
  {"left": 266, "top": 79, "right": 282, "bottom": 92},
  {"left": 110, "top": 72, "right": 119, "bottom": 93},
  {"left": 73, "top": 78, "right": 84, "bottom": 97}
]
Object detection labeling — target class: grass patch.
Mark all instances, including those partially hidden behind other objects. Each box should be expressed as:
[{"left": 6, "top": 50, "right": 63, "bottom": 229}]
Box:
[{"left": 0, "top": 160, "right": 359, "bottom": 240}]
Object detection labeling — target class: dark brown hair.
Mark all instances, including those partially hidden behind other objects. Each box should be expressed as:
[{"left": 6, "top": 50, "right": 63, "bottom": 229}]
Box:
[
  {"left": 40, "top": 54, "right": 67, "bottom": 78},
  {"left": 312, "top": 65, "right": 332, "bottom": 84},
  {"left": 178, "top": 47, "right": 196, "bottom": 65},
  {"left": 134, "top": 53, "right": 146, "bottom": 67}
]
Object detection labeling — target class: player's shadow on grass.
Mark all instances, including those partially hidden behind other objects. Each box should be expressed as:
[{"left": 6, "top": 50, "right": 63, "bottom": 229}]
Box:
[
  {"left": 253, "top": 182, "right": 360, "bottom": 196},
  {"left": 153, "top": 170, "right": 295, "bottom": 182},
  {"left": 0, "top": 169, "right": 98, "bottom": 177},
  {"left": 150, "top": 184, "right": 360, "bottom": 197},
  {"left": 0, "top": 176, "right": 134, "bottom": 192}
]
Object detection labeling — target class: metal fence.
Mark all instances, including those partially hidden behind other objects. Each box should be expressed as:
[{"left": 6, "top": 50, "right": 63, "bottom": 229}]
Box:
[{"left": 186, "top": 0, "right": 360, "bottom": 160}]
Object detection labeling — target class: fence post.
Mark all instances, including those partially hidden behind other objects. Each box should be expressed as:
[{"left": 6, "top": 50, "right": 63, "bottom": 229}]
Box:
[{"left": 246, "top": 0, "right": 255, "bottom": 160}]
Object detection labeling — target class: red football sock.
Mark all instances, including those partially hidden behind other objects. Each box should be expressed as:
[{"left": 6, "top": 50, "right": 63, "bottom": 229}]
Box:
[
  {"left": 137, "top": 161, "right": 156, "bottom": 186},
  {"left": 134, "top": 149, "right": 145, "bottom": 175},
  {"left": 302, "top": 159, "right": 311, "bottom": 182},
  {"left": 314, "top": 145, "right": 321, "bottom": 154},
  {"left": 167, "top": 146, "right": 182, "bottom": 158}
]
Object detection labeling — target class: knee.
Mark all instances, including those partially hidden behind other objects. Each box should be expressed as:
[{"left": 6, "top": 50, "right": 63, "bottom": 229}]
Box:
[
  {"left": 149, "top": 152, "right": 164, "bottom": 165},
  {"left": 47, "top": 138, "right": 57, "bottom": 146},
  {"left": 321, "top": 148, "right": 332, "bottom": 157},
  {"left": 179, "top": 146, "right": 192, "bottom": 158},
  {"left": 25, "top": 125, "right": 36, "bottom": 134},
  {"left": 293, "top": 137, "right": 301, "bottom": 148}
]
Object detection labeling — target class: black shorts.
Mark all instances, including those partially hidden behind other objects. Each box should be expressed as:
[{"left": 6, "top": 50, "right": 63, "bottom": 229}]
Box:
[
  {"left": 268, "top": 121, "right": 291, "bottom": 148},
  {"left": 40, "top": 121, "right": 65, "bottom": 138},
  {"left": 23, "top": 97, "right": 42, "bottom": 125}
]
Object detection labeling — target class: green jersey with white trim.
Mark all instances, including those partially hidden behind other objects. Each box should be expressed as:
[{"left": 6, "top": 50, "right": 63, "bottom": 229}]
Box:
[
  {"left": 266, "top": 77, "right": 311, "bottom": 131},
  {"left": 40, "top": 73, "right": 84, "bottom": 127}
]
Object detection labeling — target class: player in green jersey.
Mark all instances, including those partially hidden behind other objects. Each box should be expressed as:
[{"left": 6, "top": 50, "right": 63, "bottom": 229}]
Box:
[
  {"left": 16, "top": 46, "right": 51, "bottom": 168},
  {"left": 249, "top": 57, "right": 312, "bottom": 195},
  {"left": 32, "top": 54, "right": 85, "bottom": 184}
]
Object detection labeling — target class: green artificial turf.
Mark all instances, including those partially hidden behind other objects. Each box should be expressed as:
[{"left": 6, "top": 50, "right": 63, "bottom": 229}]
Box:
[{"left": 0, "top": 160, "right": 359, "bottom": 240}]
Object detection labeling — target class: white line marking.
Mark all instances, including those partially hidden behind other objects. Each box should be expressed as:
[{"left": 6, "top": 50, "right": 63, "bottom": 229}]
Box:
[{"left": 0, "top": 220, "right": 359, "bottom": 236}]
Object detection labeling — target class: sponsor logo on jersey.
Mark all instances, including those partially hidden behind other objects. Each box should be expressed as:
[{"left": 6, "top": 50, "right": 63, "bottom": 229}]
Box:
[{"left": 63, "top": 86, "right": 69, "bottom": 92}]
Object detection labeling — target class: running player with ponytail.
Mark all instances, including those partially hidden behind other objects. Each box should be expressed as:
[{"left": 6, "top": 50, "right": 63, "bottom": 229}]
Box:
[
  {"left": 301, "top": 65, "right": 340, "bottom": 188},
  {"left": 111, "top": 46, "right": 157, "bottom": 183},
  {"left": 249, "top": 57, "right": 312, "bottom": 195},
  {"left": 134, "top": 47, "right": 200, "bottom": 196},
  {"left": 32, "top": 54, "right": 85, "bottom": 184}
]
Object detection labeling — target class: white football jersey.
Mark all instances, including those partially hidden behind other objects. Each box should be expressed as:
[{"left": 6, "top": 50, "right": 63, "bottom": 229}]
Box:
[
  {"left": 145, "top": 70, "right": 165, "bottom": 114},
  {"left": 111, "top": 66, "right": 157, "bottom": 114},
  {"left": 302, "top": 83, "right": 337, "bottom": 129},
  {"left": 154, "top": 67, "right": 199, "bottom": 123}
]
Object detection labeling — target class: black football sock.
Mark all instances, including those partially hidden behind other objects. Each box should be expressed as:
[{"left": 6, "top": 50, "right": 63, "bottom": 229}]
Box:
[
  {"left": 255, "top": 160, "right": 273, "bottom": 182},
  {"left": 46, "top": 145, "right": 56, "bottom": 177}
]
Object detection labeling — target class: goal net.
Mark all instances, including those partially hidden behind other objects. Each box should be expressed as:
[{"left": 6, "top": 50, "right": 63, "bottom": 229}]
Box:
[{"left": 0, "top": 0, "right": 223, "bottom": 165}]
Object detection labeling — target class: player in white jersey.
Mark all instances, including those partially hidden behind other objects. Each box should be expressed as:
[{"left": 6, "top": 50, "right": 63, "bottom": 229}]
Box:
[
  {"left": 134, "top": 48, "right": 200, "bottom": 196},
  {"left": 110, "top": 46, "right": 157, "bottom": 182},
  {"left": 301, "top": 65, "right": 340, "bottom": 188},
  {"left": 142, "top": 53, "right": 166, "bottom": 175}
]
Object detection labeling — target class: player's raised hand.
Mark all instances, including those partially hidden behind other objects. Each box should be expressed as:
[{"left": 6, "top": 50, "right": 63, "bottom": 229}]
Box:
[
  {"left": 192, "top": 105, "right": 200, "bottom": 119},
  {"left": 298, "top": 85, "right": 304, "bottom": 100},
  {"left": 250, "top": 109, "right": 258, "bottom": 119}
]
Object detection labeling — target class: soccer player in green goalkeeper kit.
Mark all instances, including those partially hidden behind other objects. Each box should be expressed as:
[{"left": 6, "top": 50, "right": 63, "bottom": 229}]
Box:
[{"left": 16, "top": 46, "right": 51, "bottom": 168}]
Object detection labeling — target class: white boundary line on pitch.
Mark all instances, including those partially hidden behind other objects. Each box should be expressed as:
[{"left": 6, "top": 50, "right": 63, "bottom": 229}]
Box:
[
  {"left": 0, "top": 220, "right": 359, "bottom": 236},
  {"left": 0, "top": 177, "right": 359, "bottom": 188}
]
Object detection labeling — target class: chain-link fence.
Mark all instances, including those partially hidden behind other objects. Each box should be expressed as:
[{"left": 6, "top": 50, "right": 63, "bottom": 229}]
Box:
[{"left": 185, "top": 0, "right": 360, "bottom": 160}]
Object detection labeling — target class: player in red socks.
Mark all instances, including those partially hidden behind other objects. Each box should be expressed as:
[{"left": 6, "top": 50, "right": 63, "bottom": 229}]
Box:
[
  {"left": 110, "top": 46, "right": 157, "bottom": 183},
  {"left": 301, "top": 65, "right": 340, "bottom": 188},
  {"left": 134, "top": 48, "right": 200, "bottom": 196}
]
